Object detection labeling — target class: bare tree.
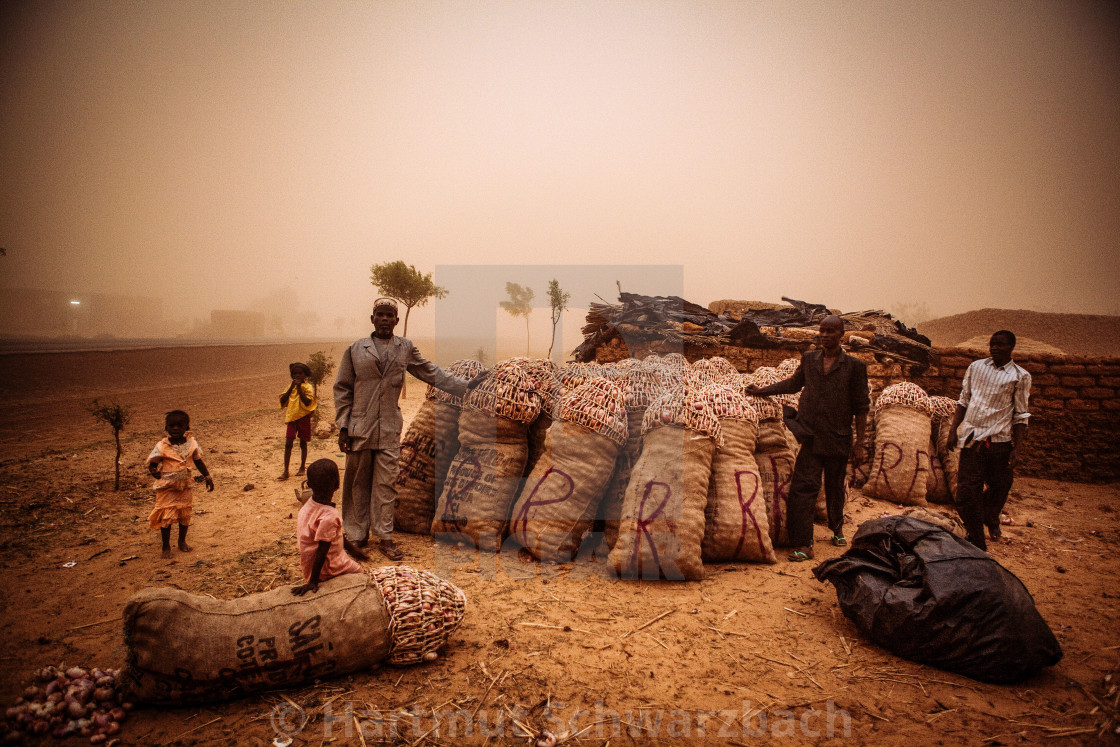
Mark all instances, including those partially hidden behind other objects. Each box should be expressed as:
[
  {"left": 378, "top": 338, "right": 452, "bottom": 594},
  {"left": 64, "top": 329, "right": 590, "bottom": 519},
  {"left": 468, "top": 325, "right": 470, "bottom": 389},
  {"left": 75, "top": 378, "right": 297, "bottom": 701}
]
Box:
[
  {"left": 500, "top": 282, "right": 535, "bottom": 356},
  {"left": 87, "top": 399, "right": 132, "bottom": 490},
  {"left": 546, "top": 279, "right": 570, "bottom": 360}
]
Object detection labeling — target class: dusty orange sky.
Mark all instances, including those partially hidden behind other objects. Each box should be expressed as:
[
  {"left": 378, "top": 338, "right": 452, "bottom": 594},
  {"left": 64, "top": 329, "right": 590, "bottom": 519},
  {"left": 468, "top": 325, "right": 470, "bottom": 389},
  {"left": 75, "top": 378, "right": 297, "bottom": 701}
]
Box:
[{"left": 1, "top": 1, "right": 1118, "bottom": 337}]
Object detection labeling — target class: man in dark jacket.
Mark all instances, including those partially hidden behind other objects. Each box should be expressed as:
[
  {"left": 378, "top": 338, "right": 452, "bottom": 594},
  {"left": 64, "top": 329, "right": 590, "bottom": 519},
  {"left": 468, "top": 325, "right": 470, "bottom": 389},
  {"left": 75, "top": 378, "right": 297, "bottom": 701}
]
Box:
[{"left": 747, "top": 316, "right": 870, "bottom": 561}]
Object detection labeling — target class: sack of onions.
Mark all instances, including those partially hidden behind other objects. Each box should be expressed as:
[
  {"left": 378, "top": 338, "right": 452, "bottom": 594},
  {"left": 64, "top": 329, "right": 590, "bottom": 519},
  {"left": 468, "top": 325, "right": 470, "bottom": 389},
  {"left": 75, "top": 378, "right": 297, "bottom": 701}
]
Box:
[
  {"left": 599, "top": 362, "right": 664, "bottom": 550},
  {"left": 863, "top": 383, "right": 933, "bottom": 506},
  {"left": 609, "top": 385, "right": 720, "bottom": 581},
  {"left": 699, "top": 385, "right": 777, "bottom": 564},
  {"left": 925, "top": 395, "right": 959, "bottom": 504},
  {"left": 510, "top": 379, "right": 626, "bottom": 562},
  {"left": 431, "top": 365, "right": 539, "bottom": 551},
  {"left": 120, "top": 566, "right": 464, "bottom": 705},
  {"left": 395, "top": 360, "right": 486, "bottom": 535}
]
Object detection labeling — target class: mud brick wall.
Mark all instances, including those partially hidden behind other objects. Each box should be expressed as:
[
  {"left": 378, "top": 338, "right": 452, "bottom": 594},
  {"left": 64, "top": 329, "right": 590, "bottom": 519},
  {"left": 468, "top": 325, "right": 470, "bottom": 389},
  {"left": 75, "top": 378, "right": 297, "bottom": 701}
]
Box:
[{"left": 593, "top": 337, "right": 1120, "bottom": 483}]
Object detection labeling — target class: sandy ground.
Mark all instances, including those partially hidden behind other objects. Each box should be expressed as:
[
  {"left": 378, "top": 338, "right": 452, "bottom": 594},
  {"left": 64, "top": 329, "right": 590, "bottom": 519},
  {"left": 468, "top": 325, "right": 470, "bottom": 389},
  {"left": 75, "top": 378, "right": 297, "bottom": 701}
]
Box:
[{"left": 0, "top": 343, "right": 1118, "bottom": 746}]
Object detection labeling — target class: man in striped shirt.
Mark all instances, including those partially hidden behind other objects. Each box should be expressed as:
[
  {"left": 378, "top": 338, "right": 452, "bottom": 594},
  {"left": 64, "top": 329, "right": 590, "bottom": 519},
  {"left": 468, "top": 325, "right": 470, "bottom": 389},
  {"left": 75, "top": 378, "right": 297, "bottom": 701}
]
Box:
[{"left": 947, "top": 330, "right": 1031, "bottom": 550}]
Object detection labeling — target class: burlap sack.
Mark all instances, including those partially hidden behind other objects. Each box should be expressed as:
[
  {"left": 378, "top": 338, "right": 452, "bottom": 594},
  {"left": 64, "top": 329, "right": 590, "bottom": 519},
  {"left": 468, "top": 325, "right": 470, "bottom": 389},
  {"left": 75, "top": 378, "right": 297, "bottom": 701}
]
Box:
[
  {"left": 395, "top": 401, "right": 438, "bottom": 534},
  {"left": 510, "top": 421, "right": 620, "bottom": 562},
  {"left": 609, "top": 425, "right": 715, "bottom": 581},
  {"left": 702, "top": 418, "right": 777, "bottom": 563},
  {"left": 864, "top": 405, "right": 933, "bottom": 506},
  {"left": 756, "top": 419, "right": 795, "bottom": 547},
  {"left": 600, "top": 410, "right": 645, "bottom": 550},
  {"left": 431, "top": 402, "right": 464, "bottom": 515},
  {"left": 427, "top": 359, "right": 487, "bottom": 520},
  {"left": 431, "top": 409, "right": 528, "bottom": 552},
  {"left": 925, "top": 419, "right": 956, "bottom": 504},
  {"left": 120, "top": 567, "right": 465, "bottom": 705}
]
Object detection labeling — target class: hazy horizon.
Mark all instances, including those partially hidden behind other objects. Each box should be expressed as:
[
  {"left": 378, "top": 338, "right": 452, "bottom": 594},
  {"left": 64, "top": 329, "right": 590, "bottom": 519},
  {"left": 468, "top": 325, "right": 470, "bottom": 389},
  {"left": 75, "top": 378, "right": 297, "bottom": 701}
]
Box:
[{"left": 2, "top": 1, "right": 1118, "bottom": 340}]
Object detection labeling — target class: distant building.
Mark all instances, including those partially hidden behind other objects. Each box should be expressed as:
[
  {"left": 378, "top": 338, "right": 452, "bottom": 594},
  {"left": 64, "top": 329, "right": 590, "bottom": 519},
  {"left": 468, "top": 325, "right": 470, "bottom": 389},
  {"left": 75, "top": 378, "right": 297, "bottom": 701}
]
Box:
[{"left": 0, "top": 288, "right": 163, "bottom": 337}]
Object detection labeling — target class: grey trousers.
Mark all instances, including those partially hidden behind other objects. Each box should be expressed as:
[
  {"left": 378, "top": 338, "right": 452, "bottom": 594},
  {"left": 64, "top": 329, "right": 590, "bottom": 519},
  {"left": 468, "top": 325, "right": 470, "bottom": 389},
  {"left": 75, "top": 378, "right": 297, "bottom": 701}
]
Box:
[{"left": 341, "top": 447, "right": 400, "bottom": 543}]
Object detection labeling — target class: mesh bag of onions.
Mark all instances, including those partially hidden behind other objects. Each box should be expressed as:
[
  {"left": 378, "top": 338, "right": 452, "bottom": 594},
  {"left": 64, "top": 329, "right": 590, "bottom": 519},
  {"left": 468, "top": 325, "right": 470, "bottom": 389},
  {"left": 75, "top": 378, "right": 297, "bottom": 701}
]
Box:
[
  {"left": 519, "top": 358, "right": 561, "bottom": 476},
  {"left": 925, "top": 395, "right": 960, "bottom": 504},
  {"left": 740, "top": 377, "right": 796, "bottom": 548},
  {"left": 863, "top": 382, "right": 933, "bottom": 506},
  {"left": 599, "top": 362, "right": 664, "bottom": 551},
  {"left": 608, "top": 385, "right": 721, "bottom": 581},
  {"left": 120, "top": 566, "right": 465, "bottom": 705},
  {"left": 699, "top": 384, "right": 777, "bottom": 564},
  {"left": 395, "top": 360, "right": 486, "bottom": 534},
  {"left": 430, "top": 363, "right": 542, "bottom": 551},
  {"left": 509, "top": 378, "right": 627, "bottom": 562}
]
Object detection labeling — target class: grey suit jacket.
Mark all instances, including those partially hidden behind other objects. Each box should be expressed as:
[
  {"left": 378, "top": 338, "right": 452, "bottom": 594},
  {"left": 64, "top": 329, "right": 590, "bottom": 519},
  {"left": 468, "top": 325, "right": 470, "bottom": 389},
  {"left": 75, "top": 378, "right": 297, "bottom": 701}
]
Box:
[{"left": 334, "top": 335, "right": 467, "bottom": 451}]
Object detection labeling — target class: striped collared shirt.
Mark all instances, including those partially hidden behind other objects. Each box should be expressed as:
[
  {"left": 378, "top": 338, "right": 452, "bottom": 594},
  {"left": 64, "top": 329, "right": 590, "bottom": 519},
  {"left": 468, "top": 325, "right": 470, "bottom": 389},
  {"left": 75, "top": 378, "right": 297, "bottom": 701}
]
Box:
[{"left": 956, "top": 357, "right": 1032, "bottom": 445}]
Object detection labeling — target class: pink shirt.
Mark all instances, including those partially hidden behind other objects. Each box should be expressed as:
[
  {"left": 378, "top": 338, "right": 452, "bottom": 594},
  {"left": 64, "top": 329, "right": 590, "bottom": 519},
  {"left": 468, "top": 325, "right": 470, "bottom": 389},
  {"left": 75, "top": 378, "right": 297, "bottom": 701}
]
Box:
[{"left": 297, "top": 499, "right": 362, "bottom": 583}]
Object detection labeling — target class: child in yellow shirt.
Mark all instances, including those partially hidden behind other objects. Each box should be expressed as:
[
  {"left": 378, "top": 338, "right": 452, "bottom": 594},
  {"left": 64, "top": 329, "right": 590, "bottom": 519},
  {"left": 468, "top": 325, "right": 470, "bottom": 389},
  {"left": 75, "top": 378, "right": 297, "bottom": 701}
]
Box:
[{"left": 280, "top": 362, "right": 317, "bottom": 480}]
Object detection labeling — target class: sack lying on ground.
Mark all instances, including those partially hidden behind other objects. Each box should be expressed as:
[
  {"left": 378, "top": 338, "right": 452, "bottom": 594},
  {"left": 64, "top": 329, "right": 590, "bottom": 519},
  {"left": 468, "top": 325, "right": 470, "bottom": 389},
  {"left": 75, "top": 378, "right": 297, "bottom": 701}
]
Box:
[
  {"left": 121, "top": 567, "right": 465, "bottom": 704},
  {"left": 700, "top": 385, "right": 776, "bottom": 563},
  {"left": 431, "top": 365, "right": 541, "bottom": 551},
  {"left": 510, "top": 379, "right": 626, "bottom": 562},
  {"left": 609, "top": 386, "right": 720, "bottom": 581},
  {"left": 863, "top": 383, "right": 932, "bottom": 507},
  {"left": 814, "top": 516, "right": 1062, "bottom": 683}
]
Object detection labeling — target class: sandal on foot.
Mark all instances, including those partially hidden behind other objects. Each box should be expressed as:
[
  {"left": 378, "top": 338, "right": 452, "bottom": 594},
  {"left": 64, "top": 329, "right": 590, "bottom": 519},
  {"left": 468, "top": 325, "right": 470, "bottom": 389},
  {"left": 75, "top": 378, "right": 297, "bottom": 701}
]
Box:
[
  {"left": 378, "top": 540, "right": 403, "bottom": 561},
  {"left": 787, "top": 548, "right": 814, "bottom": 562},
  {"left": 831, "top": 535, "right": 847, "bottom": 547}
]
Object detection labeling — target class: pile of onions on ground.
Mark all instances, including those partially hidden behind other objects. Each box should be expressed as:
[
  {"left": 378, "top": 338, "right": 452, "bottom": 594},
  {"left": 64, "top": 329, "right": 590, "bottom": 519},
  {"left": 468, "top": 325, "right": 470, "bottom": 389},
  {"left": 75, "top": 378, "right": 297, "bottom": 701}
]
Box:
[{"left": 2, "top": 665, "right": 132, "bottom": 744}]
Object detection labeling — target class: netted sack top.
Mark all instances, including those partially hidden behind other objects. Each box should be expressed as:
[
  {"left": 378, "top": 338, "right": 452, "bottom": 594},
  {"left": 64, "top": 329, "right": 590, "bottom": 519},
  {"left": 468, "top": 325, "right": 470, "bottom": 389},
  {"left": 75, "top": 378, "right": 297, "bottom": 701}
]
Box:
[
  {"left": 684, "top": 365, "right": 721, "bottom": 386},
  {"left": 558, "top": 362, "right": 604, "bottom": 390},
  {"left": 370, "top": 566, "right": 466, "bottom": 666},
  {"left": 616, "top": 362, "right": 664, "bottom": 412},
  {"left": 701, "top": 383, "right": 759, "bottom": 423},
  {"left": 642, "top": 385, "right": 722, "bottom": 441},
  {"left": 777, "top": 357, "right": 800, "bottom": 376},
  {"left": 701, "top": 356, "right": 740, "bottom": 378},
  {"left": 659, "top": 352, "right": 691, "bottom": 370},
  {"left": 426, "top": 359, "right": 487, "bottom": 406},
  {"left": 604, "top": 358, "right": 640, "bottom": 378},
  {"left": 727, "top": 374, "right": 783, "bottom": 420},
  {"left": 927, "top": 395, "right": 958, "bottom": 421},
  {"left": 558, "top": 378, "right": 628, "bottom": 447},
  {"left": 748, "top": 366, "right": 797, "bottom": 407},
  {"left": 515, "top": 358, "right": 560, "bottom": 414},
  {"left": 463, "top": 364, "right": 542, "bottom": 422},
  {"left": 875, "top": 381, "right": 931, "bottom": 415}
]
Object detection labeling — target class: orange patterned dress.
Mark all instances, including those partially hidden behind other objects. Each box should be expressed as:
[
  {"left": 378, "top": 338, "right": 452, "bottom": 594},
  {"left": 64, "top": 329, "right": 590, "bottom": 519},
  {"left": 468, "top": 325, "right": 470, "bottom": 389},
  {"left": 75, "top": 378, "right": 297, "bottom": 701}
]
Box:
[{"left": 147, "top": 436, "right": 202, "bottom": 529}]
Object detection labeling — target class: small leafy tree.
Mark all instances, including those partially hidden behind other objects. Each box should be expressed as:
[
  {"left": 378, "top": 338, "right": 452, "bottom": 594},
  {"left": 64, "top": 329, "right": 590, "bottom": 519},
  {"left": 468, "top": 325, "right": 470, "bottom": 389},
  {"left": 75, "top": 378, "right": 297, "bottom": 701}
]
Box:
[
  {"left": 546, "top": 279, "right": 570, "bottom": 360},
  {"left": 500, "top": 283, "right": 535, "bottom": 356},
  {"left": 474, "top": 346, "right": 489, "bottom": 367},
  {"left": 87, "top": 399, "right": 131, "bottom": 490},
  {"left": 306, "top": 351, "right": 335, "bottom": 426},
  {"left": 369, "top": 261, "right": 448, "bottom": 341}
]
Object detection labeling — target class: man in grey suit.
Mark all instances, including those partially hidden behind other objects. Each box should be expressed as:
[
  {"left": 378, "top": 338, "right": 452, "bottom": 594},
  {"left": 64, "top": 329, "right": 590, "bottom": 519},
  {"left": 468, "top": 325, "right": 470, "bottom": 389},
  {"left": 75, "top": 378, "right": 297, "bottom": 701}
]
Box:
[{"left": 334, "top": 298, "right": 470, "bottom": 560}]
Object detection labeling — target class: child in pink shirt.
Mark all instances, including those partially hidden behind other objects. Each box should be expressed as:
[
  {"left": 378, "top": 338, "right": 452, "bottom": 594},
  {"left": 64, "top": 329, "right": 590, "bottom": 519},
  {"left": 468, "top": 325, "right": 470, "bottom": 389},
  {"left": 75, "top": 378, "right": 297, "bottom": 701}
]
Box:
[{"left": 292, "top": 459, "right": 368, "bottom": 595}]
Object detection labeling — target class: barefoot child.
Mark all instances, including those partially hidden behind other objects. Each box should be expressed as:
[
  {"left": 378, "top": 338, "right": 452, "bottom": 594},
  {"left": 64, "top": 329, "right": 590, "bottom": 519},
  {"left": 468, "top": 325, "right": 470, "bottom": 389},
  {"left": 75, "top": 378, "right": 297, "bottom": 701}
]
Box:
[
  {"left": 147, "top": 410, "right": 214, "bottom": 559},
  {"left": 292, "top": 459, "right": 368, "bottom": 596},
  {"left": 279, "top": 362, "right": 317, "bottom": 480}
]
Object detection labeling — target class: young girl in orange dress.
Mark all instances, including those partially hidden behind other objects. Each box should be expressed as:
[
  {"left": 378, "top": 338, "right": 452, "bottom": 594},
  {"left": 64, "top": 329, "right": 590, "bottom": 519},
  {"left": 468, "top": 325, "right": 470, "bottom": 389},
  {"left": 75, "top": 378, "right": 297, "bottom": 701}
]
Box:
[{"left": 147, "top": 410, "right": 214, "bottom": 558}]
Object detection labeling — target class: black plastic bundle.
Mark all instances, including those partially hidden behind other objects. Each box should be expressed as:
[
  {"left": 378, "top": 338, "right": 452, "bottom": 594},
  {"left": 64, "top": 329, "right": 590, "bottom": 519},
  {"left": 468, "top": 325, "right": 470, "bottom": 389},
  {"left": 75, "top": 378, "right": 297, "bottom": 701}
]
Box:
[{"left": 814, "top": 516, "right": 1062, "bottom": 684}]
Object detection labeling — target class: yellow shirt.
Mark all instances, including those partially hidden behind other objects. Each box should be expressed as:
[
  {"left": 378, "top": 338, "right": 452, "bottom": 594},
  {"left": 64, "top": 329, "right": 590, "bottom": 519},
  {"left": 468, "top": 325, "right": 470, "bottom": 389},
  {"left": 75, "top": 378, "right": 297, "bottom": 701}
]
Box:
[{"left": 281, "top": 382, "right": 317, "bottom": 423}]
